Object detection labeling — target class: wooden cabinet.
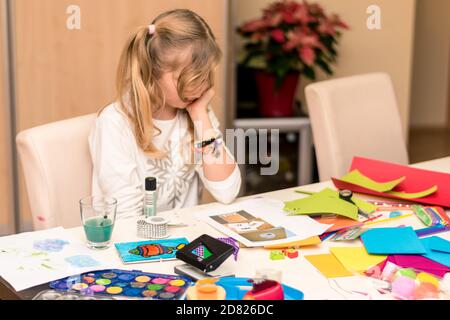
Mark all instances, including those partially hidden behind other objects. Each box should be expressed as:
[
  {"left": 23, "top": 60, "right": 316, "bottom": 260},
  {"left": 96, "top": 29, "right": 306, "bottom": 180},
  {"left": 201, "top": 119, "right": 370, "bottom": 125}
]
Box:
[{"left": 0, "top": 0, "right": 15, "bottom": 235}]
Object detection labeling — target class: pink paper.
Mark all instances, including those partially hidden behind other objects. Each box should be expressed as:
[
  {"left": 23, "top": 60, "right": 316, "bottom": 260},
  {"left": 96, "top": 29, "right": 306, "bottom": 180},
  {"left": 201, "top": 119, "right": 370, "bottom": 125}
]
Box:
[
  {"left": 378, "top": 255, "right": 450, "bottom": 278},
  {"left": 332, "top": 157, "right": 450, "bottom": 208}
]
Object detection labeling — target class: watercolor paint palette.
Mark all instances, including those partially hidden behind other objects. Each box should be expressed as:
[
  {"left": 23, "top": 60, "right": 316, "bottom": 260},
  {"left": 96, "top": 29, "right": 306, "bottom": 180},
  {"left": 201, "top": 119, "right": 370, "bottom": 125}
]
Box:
[
  {"left": 33, "top": 289, "right": 114, "bottom": 300},
  {"left": 49, "top": 269, "right": 192, "bottom": 300}
]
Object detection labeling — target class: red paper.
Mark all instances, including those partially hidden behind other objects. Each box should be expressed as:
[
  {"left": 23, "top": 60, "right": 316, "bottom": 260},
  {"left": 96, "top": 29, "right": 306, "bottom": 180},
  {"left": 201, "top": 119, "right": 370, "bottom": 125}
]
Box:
[{"left": 332, "top": 157, "right": 450, "bottom": 208}]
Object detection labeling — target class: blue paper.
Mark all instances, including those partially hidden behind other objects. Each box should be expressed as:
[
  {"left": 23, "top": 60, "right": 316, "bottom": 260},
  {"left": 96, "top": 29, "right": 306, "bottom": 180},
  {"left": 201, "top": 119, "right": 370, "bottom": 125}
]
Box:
[
  {"left": 421, "top": 237, "right": 450, "bottom": 267},
  {"left": 114, "top": 238, "right": 189, "bottom": 264},
  {"left": 429, "top": 236, "right": 450, "bottom": 253},
  {"left": 361, "top": 227, "right": 426, "bottom": 254}
]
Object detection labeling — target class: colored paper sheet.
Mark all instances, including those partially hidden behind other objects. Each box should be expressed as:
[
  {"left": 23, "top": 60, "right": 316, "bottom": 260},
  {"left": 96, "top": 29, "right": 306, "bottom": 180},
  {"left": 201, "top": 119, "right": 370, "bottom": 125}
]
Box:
[
  {"left": 264, "top": 236, "right": 321, "bottom": 249},
  {"left": 415, "top": 225, "right": 450, "bottom": 237},
  {"left": 420, "top": 237, "right": 450, "bottom": 268},
  {"left": 285, "top": 194, "right": 357, "bottom": 220},
  {"left": 304, "top": 254, "right": 353, "bottom": 278},
  {"left": 333, "top": 178, "right": 437, "bottom": 201},
  {"left": 386, "top": 186, "right": 438, "bottom": 199},
  {"left": 338, "top": 169, "right": 436, "bottom": 199},
  {"left": 340, "top": 170, "right": 405, "bottom": 192},
  {"left": 115, "top": 238, "right": 189, "bottom": 264},
  {"left": 361, "top": 227, "right": 426, "bottom": 255},
  {"left": 428, "top": 237, "right": 450, "bottom": 253},
  {"left": 329, "top": 247, "right": 387, "bottom": 272},
  {"left": 295, "top": 188, "right": 377, "bottom": 214},
  {"left": 377, "top": 255, "right": 450, "bottom": 278},
  {"left": 284, "top": 188, "right": 376, "bottom": 221},
  {"left": 333, "top": 157, "right": 450, "bottom": 208},
  {"left": 314, "top": 216, "right": 362, "bottom": 233}
]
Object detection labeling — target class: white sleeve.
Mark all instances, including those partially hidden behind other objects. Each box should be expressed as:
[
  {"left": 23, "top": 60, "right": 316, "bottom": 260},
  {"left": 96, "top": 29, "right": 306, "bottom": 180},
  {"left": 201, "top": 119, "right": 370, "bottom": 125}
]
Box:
[
  {"left": 88, "top": 111, "right": 143, "bottom": 218},
  {"left": 195, "top": 107, "right": 242, "bottom": 204}
]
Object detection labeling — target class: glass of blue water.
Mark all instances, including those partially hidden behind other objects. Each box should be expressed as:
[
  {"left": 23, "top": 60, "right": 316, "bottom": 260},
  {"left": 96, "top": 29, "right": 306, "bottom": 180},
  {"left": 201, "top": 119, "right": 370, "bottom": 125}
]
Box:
[{"left": 80, "top": 196, "right": 117, "bottom": 250}]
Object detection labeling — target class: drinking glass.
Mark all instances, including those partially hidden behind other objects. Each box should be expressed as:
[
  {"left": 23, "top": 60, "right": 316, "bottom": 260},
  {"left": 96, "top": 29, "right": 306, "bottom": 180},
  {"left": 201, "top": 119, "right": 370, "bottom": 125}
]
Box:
[{"left": 80, "top": 196, "right": 117, "bottom": 249}]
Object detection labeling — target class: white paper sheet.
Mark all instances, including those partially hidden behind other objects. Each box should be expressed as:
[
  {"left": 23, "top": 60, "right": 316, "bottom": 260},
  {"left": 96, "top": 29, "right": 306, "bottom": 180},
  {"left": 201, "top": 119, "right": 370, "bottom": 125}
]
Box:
[
  {"left": 0, "top": 227, "right": 109, "bottom": 291},
  {"left": 195, "top": 198, "right": 331, "bottom": 247}
]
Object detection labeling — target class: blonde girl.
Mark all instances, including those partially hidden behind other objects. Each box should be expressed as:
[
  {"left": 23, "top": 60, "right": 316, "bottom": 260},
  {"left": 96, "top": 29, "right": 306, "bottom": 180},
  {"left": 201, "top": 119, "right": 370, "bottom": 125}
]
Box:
[{"left": 89, "top": 9, "right": 241, "bottom": 217}]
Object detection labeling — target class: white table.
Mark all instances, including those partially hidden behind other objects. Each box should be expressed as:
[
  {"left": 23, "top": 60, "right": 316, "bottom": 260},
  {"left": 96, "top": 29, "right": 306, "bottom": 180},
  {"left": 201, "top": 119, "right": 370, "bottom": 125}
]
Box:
[{"left": 58, "top": 156, "right": 450, "bottom": 300}]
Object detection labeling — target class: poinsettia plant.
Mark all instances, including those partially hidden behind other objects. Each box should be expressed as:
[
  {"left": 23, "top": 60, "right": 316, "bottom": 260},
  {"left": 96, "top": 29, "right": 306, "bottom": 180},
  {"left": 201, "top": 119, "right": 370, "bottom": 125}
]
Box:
[{"left": 237, "top": 0, "right": 349, "bottom": 86}]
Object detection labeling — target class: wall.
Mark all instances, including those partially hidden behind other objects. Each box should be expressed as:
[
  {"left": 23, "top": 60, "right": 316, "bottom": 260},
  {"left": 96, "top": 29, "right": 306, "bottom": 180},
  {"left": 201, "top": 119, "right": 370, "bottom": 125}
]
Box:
[
  {"left": 410, "top": 0, "right": 450, "bottom": 128},
  {"left": 0, "top": 0, "right": 15, "bottom": 235},
  {"left": 449, "top": 40, "right": 450, "bottom": 126},
  {"left": 11, "top": 0, "right": 229, "bottom": 231},
  {"left": 235, "top": 0, "right": 417, "bottom": 138}
]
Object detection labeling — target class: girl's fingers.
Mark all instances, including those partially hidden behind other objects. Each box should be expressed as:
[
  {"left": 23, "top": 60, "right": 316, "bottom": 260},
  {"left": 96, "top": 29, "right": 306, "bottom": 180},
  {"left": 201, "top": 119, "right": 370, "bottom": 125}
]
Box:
[
  {"left": 198, "top": 88, "right": 215, "bottom": 105},
  {"left": 187, "top": 88, "right": 215, "bottom": 112}
]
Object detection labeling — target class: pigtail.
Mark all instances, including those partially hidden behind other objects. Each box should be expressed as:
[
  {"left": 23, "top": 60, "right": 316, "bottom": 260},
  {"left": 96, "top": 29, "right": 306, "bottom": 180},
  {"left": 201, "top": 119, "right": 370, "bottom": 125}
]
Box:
[{"left": 116, "top": 26, "right": 165, "bottom": 158}]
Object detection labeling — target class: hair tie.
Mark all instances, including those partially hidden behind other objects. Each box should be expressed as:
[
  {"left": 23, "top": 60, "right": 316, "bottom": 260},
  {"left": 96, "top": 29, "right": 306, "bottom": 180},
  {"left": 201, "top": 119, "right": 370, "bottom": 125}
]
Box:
[{"left": 148, "top": 24, "right": 156, "bottom": 35}]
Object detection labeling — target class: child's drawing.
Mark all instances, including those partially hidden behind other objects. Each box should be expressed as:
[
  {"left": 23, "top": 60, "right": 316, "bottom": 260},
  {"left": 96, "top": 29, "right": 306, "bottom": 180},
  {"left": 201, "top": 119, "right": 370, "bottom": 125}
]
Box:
[
  {"left": 33, "top": 239, "right": 69, "bottom": 252},
  {"left": 65, "top": 255, "right": 100, "bottom": 268}
]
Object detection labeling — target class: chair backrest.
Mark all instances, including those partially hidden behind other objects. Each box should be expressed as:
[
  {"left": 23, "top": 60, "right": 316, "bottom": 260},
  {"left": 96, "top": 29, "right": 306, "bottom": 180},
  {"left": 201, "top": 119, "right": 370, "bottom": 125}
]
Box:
[
  {"left": 305, "top": 73, "right": 409, "bottom": 182},
  {"left": 16, "top": 113, "right": 97, "bottom": 230}
]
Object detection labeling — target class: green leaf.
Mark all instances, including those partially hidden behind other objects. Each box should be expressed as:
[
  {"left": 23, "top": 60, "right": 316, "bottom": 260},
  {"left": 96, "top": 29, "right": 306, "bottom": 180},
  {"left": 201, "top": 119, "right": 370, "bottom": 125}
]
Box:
[
  {"left": 244, "top": 42, "right": 263, "bottom": 50},
  {"left": 303, "top": 65, "right": 316, "bottom": 80},
  {"left": 241, "top": 50, "right": 264, "bottom": 67},
  {"left": 316, "top": 59, "right": 333, "bottom": 75}
]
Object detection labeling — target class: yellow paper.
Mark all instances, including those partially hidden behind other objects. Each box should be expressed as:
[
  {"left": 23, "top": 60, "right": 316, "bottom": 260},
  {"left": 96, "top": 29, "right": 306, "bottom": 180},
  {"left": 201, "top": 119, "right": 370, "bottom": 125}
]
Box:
[
  {"left": 387, "top": 185, "right": 438, "bottom": 199},
  {"left": 264, "top": 236, "right": 321, "bottom": 249},
  {"left": 338, "top": 170, "right": 438, "bottom": 199},
  {"left": 304, "top": 254, "right": 353, "bottom": 278},
  {"left": 329, "top": 247, "right": 387, "bottom": 272},
  {"left": 340, "top": 169, "right": 405, "bottom": 192},
  {"left": 363, "top": 213, "right": 413, "bottom": 226}
]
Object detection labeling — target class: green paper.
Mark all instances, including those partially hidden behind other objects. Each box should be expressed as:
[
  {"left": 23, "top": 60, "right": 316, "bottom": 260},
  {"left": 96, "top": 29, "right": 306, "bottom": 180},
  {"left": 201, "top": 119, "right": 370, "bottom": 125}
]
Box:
[
  {"left": 284, "top": 188, "right": 376, "bottom": 221},
  {"left": 340, "top": 170, "right": 405, "bottom": 192},
  {"left": 294, "top": 188, "right": 377, "bottom": 214},
  {"left": 386, "top": 185, "right": 438, "bottom": 199},
  {"left": 337, "top": 170, "right": 438, "bottom": 199},
  {"left": 352, "top": 197, "right": 377, "bottom": 214},
  {"left": 294, "top": 190, "right": 315, "bottom": 196}
]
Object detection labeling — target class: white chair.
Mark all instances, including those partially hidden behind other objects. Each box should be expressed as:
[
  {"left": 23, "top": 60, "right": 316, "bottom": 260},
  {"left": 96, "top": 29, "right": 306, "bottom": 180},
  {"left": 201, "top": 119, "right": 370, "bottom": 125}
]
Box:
[
  {"left": 16, "top": 114, "right": 97, "bottom": 230},
  {"left": 305, "top": 73, "right": 409, "bottom": 182}
]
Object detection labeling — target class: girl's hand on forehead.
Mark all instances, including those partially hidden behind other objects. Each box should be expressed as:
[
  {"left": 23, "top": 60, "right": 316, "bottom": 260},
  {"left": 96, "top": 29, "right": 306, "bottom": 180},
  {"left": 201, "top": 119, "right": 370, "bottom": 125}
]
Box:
[{"left": 186, "top": 88, "right": 215, "bottom": 122}]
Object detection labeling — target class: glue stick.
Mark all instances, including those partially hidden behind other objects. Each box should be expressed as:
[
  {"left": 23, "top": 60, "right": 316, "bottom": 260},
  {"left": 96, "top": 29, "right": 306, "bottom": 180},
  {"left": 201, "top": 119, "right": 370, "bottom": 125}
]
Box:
[{"left": 144, "top": 177, "right": 157, "bottom": 217}]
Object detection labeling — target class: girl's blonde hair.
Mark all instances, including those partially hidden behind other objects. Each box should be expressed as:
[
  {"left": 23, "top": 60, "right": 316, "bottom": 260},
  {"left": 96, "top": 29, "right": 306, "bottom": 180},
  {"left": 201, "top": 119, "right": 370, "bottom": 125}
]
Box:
[{"left": 114, "top": 9, "right": 222, "bottom": 158}]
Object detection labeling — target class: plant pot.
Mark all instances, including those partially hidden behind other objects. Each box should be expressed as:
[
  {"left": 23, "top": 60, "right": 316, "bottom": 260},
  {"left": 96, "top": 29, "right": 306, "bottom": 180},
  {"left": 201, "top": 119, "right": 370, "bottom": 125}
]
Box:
[{"left": 254, "top": 70, "right": 300, "bottom": 117}]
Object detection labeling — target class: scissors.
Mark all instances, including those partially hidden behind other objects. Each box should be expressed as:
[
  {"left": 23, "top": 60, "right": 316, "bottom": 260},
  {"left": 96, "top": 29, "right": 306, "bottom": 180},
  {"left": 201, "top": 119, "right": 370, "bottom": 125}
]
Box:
[{"left": 339, "top": 189, "right": 370, "bottom": 218}]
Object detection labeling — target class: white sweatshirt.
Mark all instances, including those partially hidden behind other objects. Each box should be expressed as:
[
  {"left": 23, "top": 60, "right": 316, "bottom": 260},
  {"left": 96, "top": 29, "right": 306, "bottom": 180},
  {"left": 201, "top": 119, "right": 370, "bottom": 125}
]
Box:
[{"left": 88, "top": 102, "right": 241, "bottom": 218}]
